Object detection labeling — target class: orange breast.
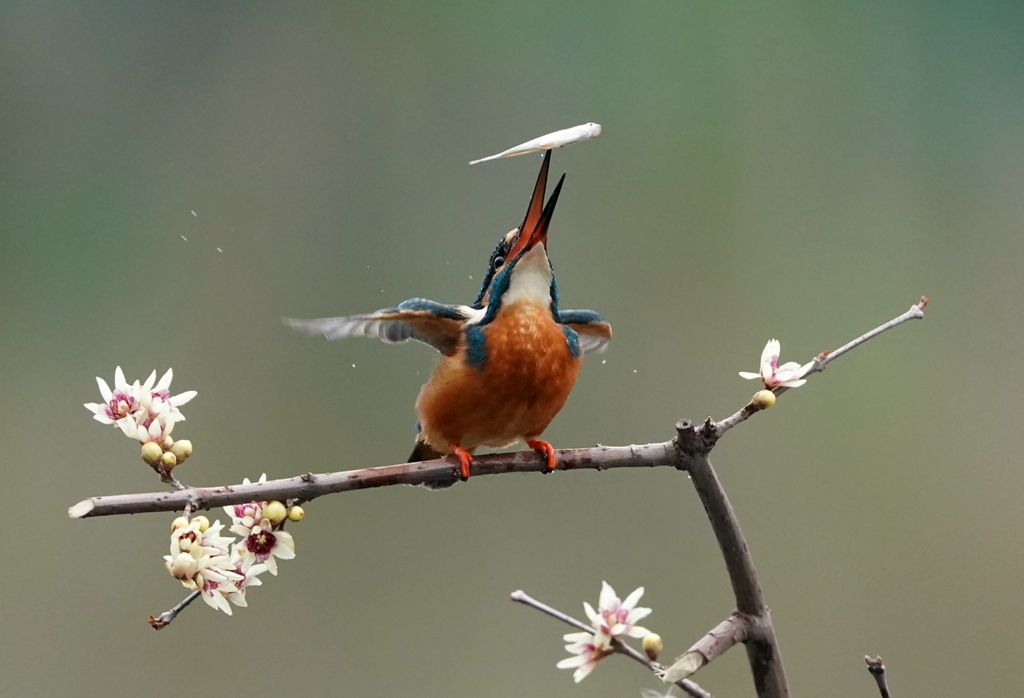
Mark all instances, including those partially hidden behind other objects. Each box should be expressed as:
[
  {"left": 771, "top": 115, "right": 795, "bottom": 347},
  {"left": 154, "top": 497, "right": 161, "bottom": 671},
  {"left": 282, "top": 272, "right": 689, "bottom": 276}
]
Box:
[{"left": 415, "top": 304, "right": 581, "bottom": 453}]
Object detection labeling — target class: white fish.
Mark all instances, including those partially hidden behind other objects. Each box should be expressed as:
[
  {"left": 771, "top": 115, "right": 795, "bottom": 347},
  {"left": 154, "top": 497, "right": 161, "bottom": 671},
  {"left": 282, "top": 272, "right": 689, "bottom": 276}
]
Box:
[{"left": 469, "top": 122, "right": 602, "bottom": 165}]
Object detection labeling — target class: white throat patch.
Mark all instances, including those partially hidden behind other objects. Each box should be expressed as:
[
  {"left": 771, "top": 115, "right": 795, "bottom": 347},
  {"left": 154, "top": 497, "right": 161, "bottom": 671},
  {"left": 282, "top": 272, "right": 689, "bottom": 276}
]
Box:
[{"left": 501, "top": 244, "right": 553, "bottom": 309}]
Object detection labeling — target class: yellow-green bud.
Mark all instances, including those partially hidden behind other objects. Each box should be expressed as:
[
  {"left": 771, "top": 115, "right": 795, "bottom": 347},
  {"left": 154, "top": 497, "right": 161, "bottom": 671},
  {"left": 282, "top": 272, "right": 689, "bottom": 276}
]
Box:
[
  {"left": 287, "top": 505, "right": 305, "bottom": 522},
  {"left": 642, "top": 633, "right": 663, "bottom": 661},
  {"left": 192, "top": 515, "right": 210, "bottom": 532},
  {"left": 752, "top": 390, "right": 776, "bottom": 409},
  {"left": 161, "top": 435, "right": 174, "bottom": 451},
  {"left": 160, "top": 451, "right": 177, "bottom": 469},
  {"left": 141, "top": 441, "right": 163, "bottom": 466},
  {"left": 170, "top": 439, "right": 193, "bottom": 464},
  {"left": 170, "top": 516, "right": 189, "bottom": 532},
  {"left": 263, "top": 501, "right": 287, "bottom": 524}
]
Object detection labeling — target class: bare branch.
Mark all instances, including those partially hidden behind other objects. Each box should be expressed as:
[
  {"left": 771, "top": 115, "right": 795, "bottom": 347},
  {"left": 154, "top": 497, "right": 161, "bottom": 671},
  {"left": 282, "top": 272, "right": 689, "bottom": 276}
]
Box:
[
  {"left": 69, "top": 442, "right": 679, "bottom": 518},
  {"left": 661, "top": 614, "right": 753, "bottom": 682},
  {"left": 865, "top": 656, "right": 893, "bottom": 698},
  {"left": 148, "top": 591, "right": 200, "bottom": 630},
  {"left": 510, "top": 590, "right": 712, "bottom": 698},
  {"left": 675, "top": 423, "right": 788, "bottom": 697},
  {"left": 713, "top": 297, "right": 928, "bottom": 438}
]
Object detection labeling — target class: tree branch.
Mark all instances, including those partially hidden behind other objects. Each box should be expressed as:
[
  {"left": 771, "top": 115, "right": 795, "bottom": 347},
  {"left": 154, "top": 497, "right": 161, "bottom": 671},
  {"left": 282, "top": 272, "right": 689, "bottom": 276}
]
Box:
[
  {"left": 865, "top": 656, "right": 893, "bottom": 698},
  {"left": 70, "top": 298, "right": 927, "bottom": 520},
  {"left": 69, "top": 442, "right": 679, "bottom": 518},
  {"left": 147, "top": 590, "right": 200, "bottom": 630},
  {"left": 662, "top": 614, "right": 754, "bottom": 681},
  {"left": 671, "top": 423, "right": 788, "bottom": 697},
  {"left": 510, "top": 590, "right": 713, "bottom": 698},
  {"left": 712, "top": 297, "right": 928, "bottom": 438}
]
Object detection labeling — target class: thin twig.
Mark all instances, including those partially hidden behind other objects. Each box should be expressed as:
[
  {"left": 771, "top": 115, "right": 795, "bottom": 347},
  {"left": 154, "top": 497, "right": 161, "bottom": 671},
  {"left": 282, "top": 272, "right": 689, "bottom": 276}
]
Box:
[
  {"left": 865, "top": 656, "right": 893, "bottom": 698},
  {"left": 69, "top": 442, "right": 679, "bottom": 518},
  {"left": 148, "top": 590, "right": 201, "bottom": 630},
  {"left": 713, "top": 297, "right": 928, "bottom": 437},
  {"left": 510, "top": 590, "right": 712, "bottom": 698}
]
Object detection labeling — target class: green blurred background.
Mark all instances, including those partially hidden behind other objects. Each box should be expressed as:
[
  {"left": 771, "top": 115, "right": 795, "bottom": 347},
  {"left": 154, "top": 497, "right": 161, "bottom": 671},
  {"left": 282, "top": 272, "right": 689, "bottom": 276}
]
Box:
[{"left": 1, "top": 1, "right": 1021, "bottom": 696}]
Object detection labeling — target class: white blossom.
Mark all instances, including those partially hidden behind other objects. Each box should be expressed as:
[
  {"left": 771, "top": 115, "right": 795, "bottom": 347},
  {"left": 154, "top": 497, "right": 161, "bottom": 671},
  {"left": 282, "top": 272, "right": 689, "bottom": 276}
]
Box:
[
  {"left": 556, "top": 631, "right": 611, "bottom": 683},
  {"left": 738, "top": 339, "right": 812, "bottom": 389},
  {"left": 85, "top": 367, "right": 197, "bottom": 442},
  {"left": 583, "top": 581, "right": 652, "bottom": 641}
]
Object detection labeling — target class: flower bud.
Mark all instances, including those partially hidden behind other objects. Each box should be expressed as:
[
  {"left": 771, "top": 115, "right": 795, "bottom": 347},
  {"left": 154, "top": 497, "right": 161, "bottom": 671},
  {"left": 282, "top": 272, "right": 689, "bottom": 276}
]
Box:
[
  {"left": 167, "top": 552, "right": 198, "bottom": 580},
  {"left": 752, "top": 390, "right": 776, "bottom": 409},
  {"left": 170, "top": 439, "right": 192, "bottom": 464},
  {"left": 161, "top": 435, "right": 174, "bottom": 451},
  {"left": 192, "top": 515, "right": 210, "bottom": 532},
  {"left": 287, "top": 505, "right": 305, "bottom": 522},
  {"left": 141, "top": 441, "right": 163, "bottom": 466},
  {"left": 170, "top": 516, "right": 189, "bottom": 532},
  {"left": 160, "top": 451, "right": 177, "bottom": 469},
  {"left": 642, "top": 632, "right": 663, "bottom": 661},
  {"left": 263, "top": 501, "right": 287, "bottom": 525}
]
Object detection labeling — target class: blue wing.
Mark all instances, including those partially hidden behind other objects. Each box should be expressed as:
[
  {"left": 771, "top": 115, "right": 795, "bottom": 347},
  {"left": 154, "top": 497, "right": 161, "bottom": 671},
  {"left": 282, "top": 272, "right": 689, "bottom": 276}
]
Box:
[
  {"left": 558, "top": 309, "right": 612, "bottom": 354},
  {"left": 284, "top": 298, "right": 479, "bottom": 356}
]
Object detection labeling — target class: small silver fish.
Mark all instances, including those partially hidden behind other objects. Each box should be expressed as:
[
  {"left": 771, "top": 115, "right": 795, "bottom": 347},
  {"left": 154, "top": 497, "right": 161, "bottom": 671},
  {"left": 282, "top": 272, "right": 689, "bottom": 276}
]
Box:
[{"left": 469, "top": 122, "right": 602, "bottom": 165}]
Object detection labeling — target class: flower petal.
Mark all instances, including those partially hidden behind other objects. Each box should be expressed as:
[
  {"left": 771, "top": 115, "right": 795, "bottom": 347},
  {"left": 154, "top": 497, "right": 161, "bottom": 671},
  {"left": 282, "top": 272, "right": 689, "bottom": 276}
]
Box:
[
  {"left": 155, "top": 368, "right": 173, "bottom": 392},
  {"left": 96, "top": 377, "right": 113, "bottom": 402},
  {"left": 598, "top": 581, "right": 616, "bottom": 609},
  {"left": 621, "top": 586, "right": 645, "bottom": 610},
  {"left": 738, "top": 371, "right": 761, "bottom": 380},
  {"left": 557, "top": 655, "right": 588, "bottom": 669},
  {"left": 170, "top": 390, "right": 197, "bottom": 407}
]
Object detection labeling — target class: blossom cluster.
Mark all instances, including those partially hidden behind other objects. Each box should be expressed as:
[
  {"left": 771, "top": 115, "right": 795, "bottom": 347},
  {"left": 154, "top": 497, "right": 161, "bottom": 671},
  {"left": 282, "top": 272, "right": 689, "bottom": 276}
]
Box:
[
  {"left": 163, "top": 475, "right": 302, "bottom": 614},
  {"left": 557, "top": 582, "right": 653, "bottom": 683},
  {"left": 84, "top": 367, "right": 196, "bottom": 469}
]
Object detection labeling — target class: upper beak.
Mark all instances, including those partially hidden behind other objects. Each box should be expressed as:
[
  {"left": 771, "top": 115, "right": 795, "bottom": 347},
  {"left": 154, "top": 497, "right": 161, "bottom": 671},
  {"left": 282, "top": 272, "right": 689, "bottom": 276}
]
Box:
[{"left": 507, "top": 150, "right": 567, "bottom": 259}]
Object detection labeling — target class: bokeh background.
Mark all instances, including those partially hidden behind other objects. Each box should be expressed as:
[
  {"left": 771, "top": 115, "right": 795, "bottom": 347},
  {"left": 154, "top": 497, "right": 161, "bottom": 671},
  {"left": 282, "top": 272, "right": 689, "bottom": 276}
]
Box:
[{"left": 2, "top": 1, "right": 1022, "bottom": 696}]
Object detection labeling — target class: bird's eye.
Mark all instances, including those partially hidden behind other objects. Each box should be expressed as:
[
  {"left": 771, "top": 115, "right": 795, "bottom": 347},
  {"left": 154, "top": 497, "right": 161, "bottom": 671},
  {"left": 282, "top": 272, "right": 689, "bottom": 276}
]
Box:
[{"left": 493, "top": 255, "right": 506, "bottom": 269}]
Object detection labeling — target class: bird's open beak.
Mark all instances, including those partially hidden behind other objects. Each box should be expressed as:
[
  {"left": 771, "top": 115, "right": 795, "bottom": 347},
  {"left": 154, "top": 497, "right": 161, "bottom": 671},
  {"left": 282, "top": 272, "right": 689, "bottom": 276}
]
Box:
[{"left": 507, "top": 150, "right": 566, "bottom": 260}]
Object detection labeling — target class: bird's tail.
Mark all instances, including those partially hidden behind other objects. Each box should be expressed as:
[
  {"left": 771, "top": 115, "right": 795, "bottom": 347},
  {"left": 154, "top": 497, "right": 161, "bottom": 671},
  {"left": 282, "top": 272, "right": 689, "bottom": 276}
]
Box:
[{"left": 408, "top": 438, "right": 457, "bottom": 490}]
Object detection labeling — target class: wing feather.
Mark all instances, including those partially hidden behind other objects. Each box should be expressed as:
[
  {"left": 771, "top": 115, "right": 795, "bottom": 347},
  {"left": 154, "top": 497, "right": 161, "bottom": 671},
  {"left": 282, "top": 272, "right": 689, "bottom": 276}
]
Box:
[
  {"left": 559, "top": 309, "right": 612, "bottom": 354},
  {"left": 284, "top": 299, "right": 473, "bottom": 355}
]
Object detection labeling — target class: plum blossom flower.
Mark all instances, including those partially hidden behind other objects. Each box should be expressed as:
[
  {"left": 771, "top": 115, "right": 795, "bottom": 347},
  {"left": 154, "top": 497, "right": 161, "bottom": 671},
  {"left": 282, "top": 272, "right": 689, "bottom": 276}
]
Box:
[
  {"left": 738, "top": 339, "right": 812, "bottom": 389},
  {"left": 583, "top": 581, "right": 652, "bottom": 641},
  {"left": 85, "top": 367, "right": 197, "bottom": 442},
  {"left": 556, "top": 631, "right": 612, "bottom": 683},
  {"left": 136, "top": 368, "right": 196, "bottom": 424},
  {"left": 123, "top": 411, "right": 178, "bottom": 445},
  {"left": 224, "top": 475, "right": 296, "bottom": 575},
  {"left": 84, "top": 367, "right": 141, "bottom": 436},
  {"left": 164, "top": 519, "right": 247, "bottom": 614}
]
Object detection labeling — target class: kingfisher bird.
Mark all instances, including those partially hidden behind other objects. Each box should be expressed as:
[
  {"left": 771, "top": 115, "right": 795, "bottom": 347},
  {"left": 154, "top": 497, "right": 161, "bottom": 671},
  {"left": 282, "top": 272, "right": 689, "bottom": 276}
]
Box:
[{"left": 285, "top": 151, "right": 611, "bottom": 485}]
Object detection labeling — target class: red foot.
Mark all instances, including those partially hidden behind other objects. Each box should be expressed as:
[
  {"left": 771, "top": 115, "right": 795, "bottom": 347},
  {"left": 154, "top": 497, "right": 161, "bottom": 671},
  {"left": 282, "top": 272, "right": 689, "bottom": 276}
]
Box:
[
  {"left": 449, "top": 442, "right": 473, "bottom": 481},
  {"left": 528, "top": 439, "right": 557, "bottom": 472}
]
